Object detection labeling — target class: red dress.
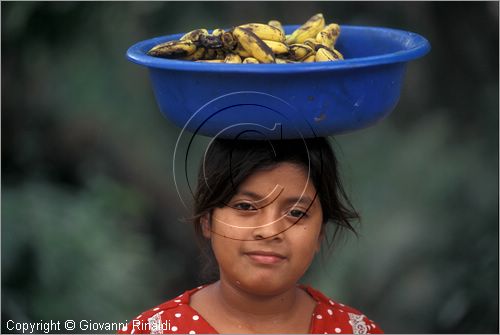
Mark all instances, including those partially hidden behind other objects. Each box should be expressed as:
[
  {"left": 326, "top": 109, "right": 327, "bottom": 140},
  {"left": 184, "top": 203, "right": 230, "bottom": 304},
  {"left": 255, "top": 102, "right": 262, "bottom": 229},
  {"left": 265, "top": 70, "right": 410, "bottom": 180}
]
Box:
[{"left": 118, "top": 284, "right": 383, "bottom": 334}]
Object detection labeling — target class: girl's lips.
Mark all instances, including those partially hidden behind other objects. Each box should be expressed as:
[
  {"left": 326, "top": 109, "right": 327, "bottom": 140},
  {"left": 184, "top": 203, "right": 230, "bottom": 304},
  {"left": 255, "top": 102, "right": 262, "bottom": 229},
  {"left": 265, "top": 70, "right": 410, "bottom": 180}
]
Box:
[{"left": 245, "top": 252, "right": 286, "bottom": 265}]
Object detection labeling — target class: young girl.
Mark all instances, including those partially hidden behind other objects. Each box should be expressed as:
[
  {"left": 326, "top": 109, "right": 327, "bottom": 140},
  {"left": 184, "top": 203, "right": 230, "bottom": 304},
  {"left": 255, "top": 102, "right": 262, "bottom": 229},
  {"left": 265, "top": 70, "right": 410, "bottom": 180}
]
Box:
[{"left": 118, "top": 137, "right": 383, "bottom": 334}]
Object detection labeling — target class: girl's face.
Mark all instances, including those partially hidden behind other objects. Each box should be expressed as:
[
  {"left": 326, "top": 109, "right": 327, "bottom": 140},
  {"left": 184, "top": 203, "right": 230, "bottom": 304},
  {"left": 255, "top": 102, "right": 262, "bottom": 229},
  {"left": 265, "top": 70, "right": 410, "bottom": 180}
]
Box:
[{"left": 202, "top": 162, "right": 324, "bottom": 296}]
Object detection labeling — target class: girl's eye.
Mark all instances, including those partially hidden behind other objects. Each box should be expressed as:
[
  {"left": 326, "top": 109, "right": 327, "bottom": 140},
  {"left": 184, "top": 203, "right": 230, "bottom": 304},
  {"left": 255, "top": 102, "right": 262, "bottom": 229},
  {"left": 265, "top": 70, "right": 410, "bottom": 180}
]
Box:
[
  {"left": 289, "top": 209, "right": 307, "bottom": 218},
  {"left": 233, "top": 202, "right": 256, "bottom": 211}
]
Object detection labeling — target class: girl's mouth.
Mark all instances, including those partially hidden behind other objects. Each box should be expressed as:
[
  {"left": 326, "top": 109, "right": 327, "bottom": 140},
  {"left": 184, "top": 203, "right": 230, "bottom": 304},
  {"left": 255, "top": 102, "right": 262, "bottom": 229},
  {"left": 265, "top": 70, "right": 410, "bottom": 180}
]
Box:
[{"left": 245, "top": 251, "right": 287, "bottom": 264}]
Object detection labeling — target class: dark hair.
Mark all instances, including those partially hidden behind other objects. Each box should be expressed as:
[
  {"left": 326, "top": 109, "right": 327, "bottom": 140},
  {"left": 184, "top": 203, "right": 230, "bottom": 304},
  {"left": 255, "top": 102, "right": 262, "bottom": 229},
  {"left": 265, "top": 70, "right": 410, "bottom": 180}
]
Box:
[{"left": 192, "top": 137, "right": 359, "bottom": 282}]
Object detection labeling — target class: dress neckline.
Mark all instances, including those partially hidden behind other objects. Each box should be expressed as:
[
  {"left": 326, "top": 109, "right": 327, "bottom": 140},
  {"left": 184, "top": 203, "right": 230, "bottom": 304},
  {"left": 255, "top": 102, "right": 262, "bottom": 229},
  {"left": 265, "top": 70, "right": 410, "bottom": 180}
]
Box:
[{"left": 179, "top": 283, "right": 321, "bottom": 334}]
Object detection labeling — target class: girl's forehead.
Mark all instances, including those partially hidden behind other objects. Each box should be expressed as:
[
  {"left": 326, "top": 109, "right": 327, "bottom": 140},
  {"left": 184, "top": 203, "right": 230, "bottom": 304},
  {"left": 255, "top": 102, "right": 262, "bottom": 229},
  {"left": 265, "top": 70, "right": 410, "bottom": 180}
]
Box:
[
  {"left": 236, "top": 162, "right": 316, "bottom": 197},
  {"left": 245, "top": 162, "right": 307, "bottom": 181}
]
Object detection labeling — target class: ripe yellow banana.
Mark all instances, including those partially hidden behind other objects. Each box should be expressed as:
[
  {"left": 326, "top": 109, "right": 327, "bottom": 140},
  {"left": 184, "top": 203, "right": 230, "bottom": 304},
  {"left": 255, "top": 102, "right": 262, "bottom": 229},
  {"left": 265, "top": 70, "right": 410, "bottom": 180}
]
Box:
[
  {"left": 180, "top": 29, "right": 208, "bottom": 42},
  {"left": 276, "top": 58, "right": 298, "bottom": 64},
  {"left": 286, "top": 13, "right": 325, "bottom": 44},
  {"left": 238, "top": 23, "right": 285, "bottom": 43},
  {"left": 315, "top": 47, "right": 342, "bottom": 62},
  {"left": 242, "top": 57, "right": 260, "bottom": 64},
  {"left": 303, "top": 38, "right": 322, "bottom": 50},
  {"left": 147, "top": 12, "right": 344, "bottom": 64},
  {"left": 316, "top": 23, "right": 340, "bottom": 48},
  {"left": 304, "top": 38, "right": 343, "bottom": 58},
  {"left": 303, "top": 54, "right": 316, "bottom": 63},
  {"left": 224, "top": 53, "right": 242, "bottom": 63},
  {"left": 288, "top": 44, "right": 314, "bottom": 61},
  {"left": 148, "top": 40, "right": 197, "bottom": 58},
  {"left": 332, "top": 48, "right": 344, "bottom": 60},
  {"left": 268, "top": 20, "right": 285, "bottom": 35},
  {"left": 196, "top": 59, "right": 224, "bottom": 63},
  {"left": 233, "top": 44, "right": 252, "bottom": 58},
  {"left": 212, "top": 28, "right": 225, "bottom": 37},
  {"left": 262, "top": 40, "right": 289, "bottom": 55},
  {"left": 182, "top": 47, "right": 206, "bottom": 61},
  {"left": 232, "top": 27, "right": 276, "bottom": 63}
]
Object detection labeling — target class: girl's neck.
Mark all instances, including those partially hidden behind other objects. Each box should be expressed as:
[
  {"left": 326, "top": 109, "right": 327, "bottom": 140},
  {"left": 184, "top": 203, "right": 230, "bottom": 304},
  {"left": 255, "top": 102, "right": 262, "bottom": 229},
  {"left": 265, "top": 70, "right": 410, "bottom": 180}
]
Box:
[
  {"left": 190, "top": 279, "right": 317, "bottom": 333},
  {"left": 214, "top": 278, "right": 302, "bottom": 322}
]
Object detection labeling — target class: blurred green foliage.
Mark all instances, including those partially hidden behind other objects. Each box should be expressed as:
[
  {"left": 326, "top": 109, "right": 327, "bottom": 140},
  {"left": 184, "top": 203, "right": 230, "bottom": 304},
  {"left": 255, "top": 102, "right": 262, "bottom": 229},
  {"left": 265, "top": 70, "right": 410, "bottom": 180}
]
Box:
[{"left": 2, "top": 2, "right": 498, "bottom": 334}]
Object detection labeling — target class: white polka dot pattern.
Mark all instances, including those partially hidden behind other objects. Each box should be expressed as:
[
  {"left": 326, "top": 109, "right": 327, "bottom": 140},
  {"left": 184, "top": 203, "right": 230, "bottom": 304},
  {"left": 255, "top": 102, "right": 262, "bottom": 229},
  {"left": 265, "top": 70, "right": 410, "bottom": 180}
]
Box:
[{"left": 116, "top": 284, "right": 383, "bottom": 334}]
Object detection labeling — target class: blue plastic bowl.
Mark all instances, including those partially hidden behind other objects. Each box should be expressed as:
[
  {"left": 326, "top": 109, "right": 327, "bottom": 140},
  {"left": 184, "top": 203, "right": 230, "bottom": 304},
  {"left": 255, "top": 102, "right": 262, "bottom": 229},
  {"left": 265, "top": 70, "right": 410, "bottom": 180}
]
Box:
[{"left": 126, "top": 25, "right": 430, "bottom": 139}]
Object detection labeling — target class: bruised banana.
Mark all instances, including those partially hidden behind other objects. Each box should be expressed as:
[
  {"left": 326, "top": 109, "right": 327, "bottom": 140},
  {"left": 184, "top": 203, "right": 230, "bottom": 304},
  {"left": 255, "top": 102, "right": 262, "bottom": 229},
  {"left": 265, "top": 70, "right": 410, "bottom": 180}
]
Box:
[
  {"left": 303, "top": 38, "right": 342, "bottom": 61},
  {"left": 303, "top": 54, "right": 316, "bottom": 63},
  {"left": 276, "top": 58, "right": 298, "bottom": 64},
  {"left": 215, "top": 48, "right": 226, "bottom": 60},
  {"left": 204, "top": 48, "right": 217, "bottom": 60},
  {"left": 182, "top": 47, "right": 206, "bottom": 61},
  {"left": 262, "top": 40, "right": 289, "bottom": 55},
  {"left": 199, "top": 34, "right": 223, "bottom": 49},
  {"left": 332, "top": 48, "right": 344, "bottom": 60},
  {"left": 212, "top": 28, "right": 225, "bottom": 37},
  {"left": 315, "top": 47, "right": 343, "bottom": 62},
  {"left": 203, "top": 48, "right": 227, "bottom": 60},
  {"left": 148, "top": 40, "right": 197, "bottom": 58},
  {"left": 316, "top": 23, "right": 340, "bottom": 48},
  {"left": 268, "top": 20, "right": 285, "bottom": 35},
  {"left": 148, "top": 13, "right": 344, "bottom": 64},
  {"left": 238, "top": 23, "right": 285, "bottom": 42},
  {"left": 232, "top": 27, "right": 276, "bottom": 63},
  {"left": 221, "top": 31, "right": 238, "bottom": 51},
  {"left": 304, "top": 38, "right": 332, "bottom": 51},
  {"left": 180, "top": 29, "right": 208, "bottom": 42},
  {"left": 233, "top": 44, "right": 252, "bottom": 58},
  {"left": 242, "top": 57, "right": 260, "bottom": 64},
  {"left": 224, "top": 53, "right": 242, "bottom": 63},
  {"left": 303, "top": 38, "right": 325, "bottom": 51},
  {"left": 286, "top": 13, "right": 325, "bottom": 44},
  {"left": 196, "top": 59, "right": 224, "bottom": 63},
  {"left": 288, "top": 44, "right": 314, "bottom": 61}
]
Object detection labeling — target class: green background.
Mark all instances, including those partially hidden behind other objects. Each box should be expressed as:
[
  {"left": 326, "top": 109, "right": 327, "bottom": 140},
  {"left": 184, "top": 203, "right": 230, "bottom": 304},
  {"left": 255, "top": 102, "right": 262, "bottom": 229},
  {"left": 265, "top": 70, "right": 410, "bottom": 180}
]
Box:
[{"left": 2, "top": 2, "right": 498, "bottom": 333}]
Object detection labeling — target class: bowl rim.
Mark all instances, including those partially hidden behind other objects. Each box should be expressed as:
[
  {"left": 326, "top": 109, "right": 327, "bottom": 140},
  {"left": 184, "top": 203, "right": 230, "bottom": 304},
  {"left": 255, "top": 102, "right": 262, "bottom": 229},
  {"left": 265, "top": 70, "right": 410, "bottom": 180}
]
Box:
[{"left": 126, "top": 24, "right": 431, "bottom": 73}]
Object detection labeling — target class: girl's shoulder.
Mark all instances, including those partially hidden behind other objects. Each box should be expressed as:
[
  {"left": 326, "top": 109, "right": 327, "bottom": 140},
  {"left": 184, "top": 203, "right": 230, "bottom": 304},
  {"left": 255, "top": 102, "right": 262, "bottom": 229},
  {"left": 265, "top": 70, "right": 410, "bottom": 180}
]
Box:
[
  {"left": 300, "top": 284, "right": 384, "bottom": 334},
  {"left": 117, "top": 285, "right": 216, "bottom": 335}
]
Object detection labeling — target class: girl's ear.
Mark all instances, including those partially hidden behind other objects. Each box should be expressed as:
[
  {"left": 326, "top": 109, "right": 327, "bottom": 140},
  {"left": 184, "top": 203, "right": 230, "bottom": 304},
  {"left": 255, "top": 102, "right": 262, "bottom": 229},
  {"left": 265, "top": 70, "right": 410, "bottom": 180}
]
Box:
[{"left": 200, "top": 213, "right": 211, "bottom": 239}]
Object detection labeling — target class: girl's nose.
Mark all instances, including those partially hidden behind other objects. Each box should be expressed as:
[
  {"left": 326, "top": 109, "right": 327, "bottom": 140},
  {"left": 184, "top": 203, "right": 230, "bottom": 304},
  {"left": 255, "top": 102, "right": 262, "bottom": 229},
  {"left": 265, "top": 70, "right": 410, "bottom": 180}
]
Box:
[{"left": 251, "top": 208, "right": 288, "bottom": 240}]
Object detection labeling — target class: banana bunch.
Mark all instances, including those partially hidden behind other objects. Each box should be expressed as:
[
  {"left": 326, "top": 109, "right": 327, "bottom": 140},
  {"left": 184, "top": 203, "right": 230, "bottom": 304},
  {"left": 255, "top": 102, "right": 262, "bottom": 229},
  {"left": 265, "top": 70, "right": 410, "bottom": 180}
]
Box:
[{"left": 147, "top": 13, "right": 344, "bottom": 64}]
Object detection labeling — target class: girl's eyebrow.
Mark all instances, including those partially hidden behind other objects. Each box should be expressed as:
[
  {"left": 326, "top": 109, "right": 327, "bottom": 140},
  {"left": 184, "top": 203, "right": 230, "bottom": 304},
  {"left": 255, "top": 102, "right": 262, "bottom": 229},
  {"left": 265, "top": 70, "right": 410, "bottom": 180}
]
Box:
[
  {"left": 284, "top": 196, "right": 314, "bottom": 206},
  {"left": 237, "top": 190, "right": 314, "bottom": 206},
  {"left": 237, "top": 190, "right": 262, "bottom": 200},
  {"left": 236, "top": 189, "right": 281, "bottom": 206}
]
